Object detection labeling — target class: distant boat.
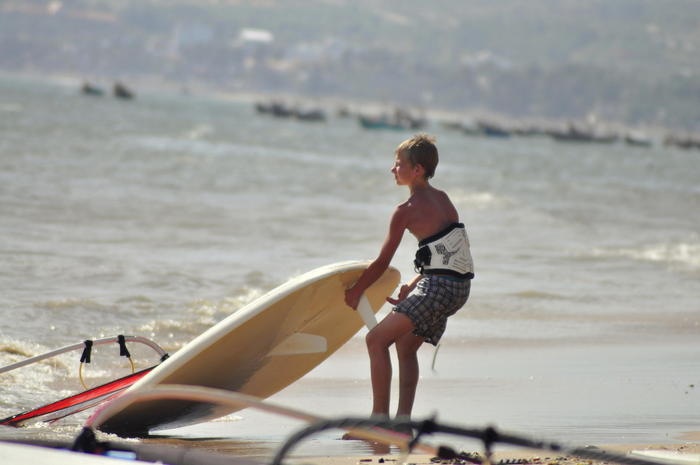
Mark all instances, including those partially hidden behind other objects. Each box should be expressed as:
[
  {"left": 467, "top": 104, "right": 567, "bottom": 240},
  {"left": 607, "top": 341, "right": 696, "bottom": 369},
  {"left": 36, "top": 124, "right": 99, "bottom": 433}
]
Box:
[
  {"left": 476, "top": 120, "right": 511, "bottom": 138},
  {"left": 664, "top": 133, "right": 700, "bottom": 150},
  {"left": 255, "top": 100, "right": 295, "bottom": 118},
  {"left": 359, "top": 114, "right": 407, "bottom": 130},
  {"left": 113, "top": 82, "right": 135, "bottom": 100},
  {"left": 81, "top": 82, "right": 104, "bottom": 97},
  {"left": 551, "top": 123, "right": 618, "bottom": 144},
  {"left": 336, "top": 105, "right": 352, "bottom": 118},
  {"left": 255, "top": 100, "right": 326, "bottom": 122},
  {"left": 255, "top": 101, "right": 272, "bottom": 113},
  {"left": 440, "top": 118, "right": 481, "bottom": 136},
  {"left": 358, "top": 108, "right": 426, "bottom": 131},
  {"left": 624, "top": 131, "right": 653, "bottom": 147},
  {"left": 294, "top": 106, "right": 326, "bottom": 122}
]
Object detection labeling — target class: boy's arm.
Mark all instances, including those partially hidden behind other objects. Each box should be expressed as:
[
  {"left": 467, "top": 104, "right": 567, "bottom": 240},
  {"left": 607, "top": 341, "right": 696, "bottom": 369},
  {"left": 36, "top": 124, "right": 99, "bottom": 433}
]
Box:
[{"left": 344, "top": 206, "right": 408, "bottom": 310}]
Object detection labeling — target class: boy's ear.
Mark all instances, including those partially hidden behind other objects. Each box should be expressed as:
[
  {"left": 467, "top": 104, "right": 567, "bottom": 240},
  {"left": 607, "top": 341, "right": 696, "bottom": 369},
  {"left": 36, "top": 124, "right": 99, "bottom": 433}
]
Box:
[{"left": 414, "top": 163, "right": 426, "bottom": 177}]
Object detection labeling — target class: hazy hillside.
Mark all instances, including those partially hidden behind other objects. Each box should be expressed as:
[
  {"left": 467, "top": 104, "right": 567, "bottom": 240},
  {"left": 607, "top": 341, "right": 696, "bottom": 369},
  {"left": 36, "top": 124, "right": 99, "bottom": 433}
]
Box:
[
  {"left": 74, "top": 0, "right": 700, "bottom": 77},
  {"left": 1, "top": 0, "right": 699, "bottom": 129}
]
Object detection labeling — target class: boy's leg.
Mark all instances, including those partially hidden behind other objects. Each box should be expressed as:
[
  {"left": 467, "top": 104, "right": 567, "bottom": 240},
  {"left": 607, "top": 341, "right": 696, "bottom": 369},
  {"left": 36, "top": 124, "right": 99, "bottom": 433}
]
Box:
[
  {"left": 365, "top": 311, "right": 416, "bottom": 416},
  {"left": 395, "top": 332, "right": 424, "bottom": 419}
]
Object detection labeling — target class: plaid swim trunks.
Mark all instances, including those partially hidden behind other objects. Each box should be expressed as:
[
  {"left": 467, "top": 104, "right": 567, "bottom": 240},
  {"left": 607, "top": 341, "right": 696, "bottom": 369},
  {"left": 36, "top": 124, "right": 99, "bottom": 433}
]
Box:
[{"left": 393, "top": 275, "right": 471, "bottom": 346}]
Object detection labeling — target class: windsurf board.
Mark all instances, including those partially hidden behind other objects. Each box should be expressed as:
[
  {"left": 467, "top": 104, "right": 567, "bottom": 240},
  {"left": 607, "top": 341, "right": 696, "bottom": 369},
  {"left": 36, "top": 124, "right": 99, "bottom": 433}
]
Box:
[{"left": 98, "top": 261, "right": 400, "bottom": 436}]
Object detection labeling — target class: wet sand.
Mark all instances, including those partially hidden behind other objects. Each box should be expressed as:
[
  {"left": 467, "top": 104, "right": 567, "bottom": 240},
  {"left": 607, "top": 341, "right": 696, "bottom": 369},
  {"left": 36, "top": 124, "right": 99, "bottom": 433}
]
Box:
[
  {"left": 142, "top": 431, "right": 700, "bottom": 465},
  {"left": 283, "top": 431, "right": 700, "bottom": 465}
]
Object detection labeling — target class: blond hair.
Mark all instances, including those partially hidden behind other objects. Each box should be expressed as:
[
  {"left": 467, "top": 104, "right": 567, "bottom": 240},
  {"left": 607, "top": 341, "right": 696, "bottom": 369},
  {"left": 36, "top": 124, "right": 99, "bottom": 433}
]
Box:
[{"left": 396, "top": 134, "right": 438, "bottom": 179}]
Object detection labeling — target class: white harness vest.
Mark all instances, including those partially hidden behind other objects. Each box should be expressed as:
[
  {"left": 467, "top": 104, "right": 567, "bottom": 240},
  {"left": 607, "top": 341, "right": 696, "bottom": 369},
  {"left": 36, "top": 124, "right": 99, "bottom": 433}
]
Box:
[{"left": 414, "top": 223, "right": 474, "bottom": 279}]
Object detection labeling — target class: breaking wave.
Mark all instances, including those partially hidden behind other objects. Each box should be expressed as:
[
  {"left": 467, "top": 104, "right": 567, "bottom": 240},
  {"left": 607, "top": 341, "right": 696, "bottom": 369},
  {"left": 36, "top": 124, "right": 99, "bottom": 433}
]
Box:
[
  {"left": 450, "top": 189, "right": 511, "bottom": 209},
  {"left": 134, "top": 286, "right": 267, "bottom": 351},
  {"left": 593, "top": 237, "right": 700, "bottom": 272}
]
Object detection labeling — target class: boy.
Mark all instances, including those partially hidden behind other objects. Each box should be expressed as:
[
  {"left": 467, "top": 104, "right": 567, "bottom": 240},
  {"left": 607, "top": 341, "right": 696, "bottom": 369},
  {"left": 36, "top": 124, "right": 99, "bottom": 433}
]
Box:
[{"left": 345, "top": 134, "right": 474, "bottom": 423}]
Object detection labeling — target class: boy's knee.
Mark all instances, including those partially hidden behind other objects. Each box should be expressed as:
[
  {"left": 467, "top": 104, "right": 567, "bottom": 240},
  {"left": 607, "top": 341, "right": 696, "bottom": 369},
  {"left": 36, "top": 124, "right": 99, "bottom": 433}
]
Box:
[
  {"left": 365, "top": 329, "right": 388, "bottom": 352},
  {"left": 365, "top": 330, "right": 378, "bottom": 349}
]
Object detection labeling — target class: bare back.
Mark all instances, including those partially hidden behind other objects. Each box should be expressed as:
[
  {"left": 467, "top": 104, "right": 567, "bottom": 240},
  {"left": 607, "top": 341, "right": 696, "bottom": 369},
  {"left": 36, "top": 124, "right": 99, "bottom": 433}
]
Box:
[{"left": 399, "top": 185, "right": 459, "bottom": 241}]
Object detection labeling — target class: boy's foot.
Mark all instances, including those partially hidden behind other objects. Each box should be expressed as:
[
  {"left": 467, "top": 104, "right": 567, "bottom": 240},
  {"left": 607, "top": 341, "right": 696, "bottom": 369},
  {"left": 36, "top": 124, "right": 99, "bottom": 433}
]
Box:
[
  {"left": 341, "top": 431, "right": 365, "bottom": 440},
  {"left": 340, "top": 432, "right": 391, "bottom": 454},
  {"left": 386, "top": 415, "right": 414, "bottom": 438},
  {"left": 340, "top": 415, "right": 412, "bottom": 441},
  {"left": 385, "top": 423, "right": 414, "bottom": 437}
]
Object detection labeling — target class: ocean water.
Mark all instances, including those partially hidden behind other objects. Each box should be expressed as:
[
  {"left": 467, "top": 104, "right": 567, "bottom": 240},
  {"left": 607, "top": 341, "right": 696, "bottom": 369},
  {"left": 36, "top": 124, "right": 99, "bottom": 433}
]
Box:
[{"left": 0, "top": 76, "right": 698, "bottom": 458}]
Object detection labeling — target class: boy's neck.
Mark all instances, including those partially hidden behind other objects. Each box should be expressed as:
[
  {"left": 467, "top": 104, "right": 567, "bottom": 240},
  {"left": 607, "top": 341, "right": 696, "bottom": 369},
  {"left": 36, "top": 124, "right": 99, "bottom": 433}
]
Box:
[{"left": 408, "top": 179, "right": 430, "bottom": 195}]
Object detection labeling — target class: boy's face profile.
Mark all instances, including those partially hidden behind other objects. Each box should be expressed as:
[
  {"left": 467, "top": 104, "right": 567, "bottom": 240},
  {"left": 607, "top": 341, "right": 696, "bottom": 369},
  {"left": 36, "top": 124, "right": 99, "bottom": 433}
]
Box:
[{"left": 391, "top": 150, "right": 423, "bottom": 185}]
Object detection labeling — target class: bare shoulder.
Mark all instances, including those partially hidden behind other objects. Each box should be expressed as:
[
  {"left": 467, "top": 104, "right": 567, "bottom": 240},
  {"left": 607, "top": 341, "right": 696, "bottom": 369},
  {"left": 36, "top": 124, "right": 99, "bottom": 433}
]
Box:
[
  {"left": 389, "top": 199, "right": 414, "bottom": 227},
  {"left": 434, "top": 187, "right": 453, "bottom": 203},
  {"left": 427, "top": 186, "right": 457, "bottom": 212}
]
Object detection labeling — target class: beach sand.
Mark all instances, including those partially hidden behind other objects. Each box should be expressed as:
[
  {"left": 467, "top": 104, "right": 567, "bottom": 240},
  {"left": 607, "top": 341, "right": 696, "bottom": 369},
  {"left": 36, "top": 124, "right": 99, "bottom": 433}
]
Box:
[
  {"left": 139, "top": 423, "right": 700, "bottom": 465},
  {"left": 173, "top": 431, "right": 700, "bottom": 465},
  {"left": 287, "top": 438, "right": 700, "bottom": 465},
  {"left": 142, "top": 335, "right": 699, "bottom": 465}
]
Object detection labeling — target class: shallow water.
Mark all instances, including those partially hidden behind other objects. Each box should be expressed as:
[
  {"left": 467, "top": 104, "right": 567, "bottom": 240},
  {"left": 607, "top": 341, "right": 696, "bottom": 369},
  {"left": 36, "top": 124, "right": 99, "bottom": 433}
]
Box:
[{"left": 0, "top": 75, "right": 698, "bottom": 459}]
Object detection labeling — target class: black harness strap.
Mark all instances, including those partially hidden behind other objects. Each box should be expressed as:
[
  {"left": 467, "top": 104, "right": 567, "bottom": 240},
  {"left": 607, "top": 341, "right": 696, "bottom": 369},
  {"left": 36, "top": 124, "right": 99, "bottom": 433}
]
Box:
[
  {"left": 117, "top": 335, "right": 131, "bottom": 359},
  {"left": 80, "top": 340, "right": 93, "bottom": 364}
]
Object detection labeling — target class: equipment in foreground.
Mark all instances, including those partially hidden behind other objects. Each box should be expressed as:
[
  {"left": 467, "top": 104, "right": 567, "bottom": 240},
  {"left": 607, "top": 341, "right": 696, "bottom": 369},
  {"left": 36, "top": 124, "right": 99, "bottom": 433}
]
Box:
[{"left": 0, "top": 335, "right": 168, "bottom": 427}]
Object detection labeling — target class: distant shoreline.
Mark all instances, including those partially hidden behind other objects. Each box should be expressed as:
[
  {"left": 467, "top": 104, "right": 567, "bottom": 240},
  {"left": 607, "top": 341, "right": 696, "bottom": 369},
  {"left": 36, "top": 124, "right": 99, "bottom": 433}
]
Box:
[{"left": 2, "top": 70, "right": 698, "bottom": 149}]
